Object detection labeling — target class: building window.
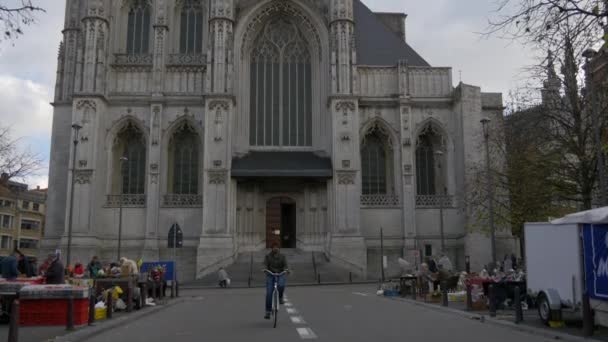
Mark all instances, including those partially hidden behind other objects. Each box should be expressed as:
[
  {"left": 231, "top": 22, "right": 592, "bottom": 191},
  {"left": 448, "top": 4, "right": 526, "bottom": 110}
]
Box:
[
  {"left": 21, "top": 201, "right": 29, "bottom": 210},
  {"left": 416, "top": 123, "right": 446, "bottom": 196},
  {"left": 1, "top": 215, "right": 11, "bottom": 229},
  {"left": 249, "top": 18, "right": 312, "bottom": 147},
  {"left": 361, "top": 124, "right": 394, "bottom": 195},
  {"left": 1, "top": 236, "right": 11, "bottom": 249},
  {"left": 18, "top": 239, "right": 38, "bottom": 250},
  {"left": 20, "top": 220, "right": 40, "bottom": 230},
  {"left": 126, "top": 0, "right": 151, "bottom": 54},
  {"left": 425, "top": 244, "right": 433, "bottom": 257},
  {"left": 179, "top": 0, "right": 203, "bottom": 54},
  {"left": 169, "top": 122, "right": 200, "bottom": 195},
  {"left": 32, "top": 203, "right": 40, "bottom": 212},
  {"left": 112, "top": 122, "right": 146, "bottom": 195}
]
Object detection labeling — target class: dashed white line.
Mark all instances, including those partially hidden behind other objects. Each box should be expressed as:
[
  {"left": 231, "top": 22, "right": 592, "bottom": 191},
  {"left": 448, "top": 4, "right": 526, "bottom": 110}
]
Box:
[
  {"left": 352, "top": 292, "right": 369, "bottom": 297},
  {"left": 296, "top": 328, "right": 318, "bottom": 339},
  {"left": 284, "top": 302, "right": 294, "bottom": 307},
  {"left": 286, "top": 308, "right": 298, "bottom": 314},
  {"left": 290, "top": 316, "right": 306, "bottom": 324}
]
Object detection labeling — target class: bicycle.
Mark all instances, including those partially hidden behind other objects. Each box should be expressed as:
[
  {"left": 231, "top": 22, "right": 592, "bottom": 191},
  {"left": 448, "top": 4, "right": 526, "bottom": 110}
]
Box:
[{"left": 263, "top": 269, "right": 288, "bottom": 328}]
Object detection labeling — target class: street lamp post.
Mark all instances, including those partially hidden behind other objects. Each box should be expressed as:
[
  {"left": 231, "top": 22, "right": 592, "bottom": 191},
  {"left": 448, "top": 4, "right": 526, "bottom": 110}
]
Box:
[
  {"left": 117, "top": 156, "right": 128, "bottom": 260},
  {"left": 480, "top": 118, "right": 496, "bottom": 265},
  {"left": 435, "top": 150, "right": 446, "bottom": 253},
  {"left": 66, "top": 123, "right": 82, "bottom": 268}
]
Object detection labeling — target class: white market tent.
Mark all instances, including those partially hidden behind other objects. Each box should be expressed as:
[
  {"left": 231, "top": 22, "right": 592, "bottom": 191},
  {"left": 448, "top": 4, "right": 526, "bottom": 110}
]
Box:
[{"left": 551, "top": 207, "right": 608, "bottom": 225}]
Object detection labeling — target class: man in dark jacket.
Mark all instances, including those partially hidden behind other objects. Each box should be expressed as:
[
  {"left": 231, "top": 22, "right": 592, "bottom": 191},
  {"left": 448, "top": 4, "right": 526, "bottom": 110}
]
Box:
[
  {"left": 45, "top": 254, "right": 65, "bottom": 285},
  {"left": 1, "top": 252, "right": 19, "bottom": 280},
  {"left": 263, "top": 243, "right": 289, "bottom": 319}
]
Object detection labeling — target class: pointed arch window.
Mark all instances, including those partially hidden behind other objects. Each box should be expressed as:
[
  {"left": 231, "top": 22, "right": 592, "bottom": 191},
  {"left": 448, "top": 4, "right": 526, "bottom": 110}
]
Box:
[
  {"left": 169, "top": 123, "right": 200, "bottom": 195},
  {"left": 112, "top": 122, "right": 146, "bottom": 195},
  {"left": 361, "top": 124, "right": 395, "bottom": 195},
  {"left": 179, "top": 0, "right": 203, "bottom": 54},
  {"left": 249, "top": 18, "right": 312, "bottom": 147},
  {"left": 415, "top": 123, "right": 446, "bottom": 196},
  {"left": 126, "top": 0, "right": 151, "bottom": 54}
]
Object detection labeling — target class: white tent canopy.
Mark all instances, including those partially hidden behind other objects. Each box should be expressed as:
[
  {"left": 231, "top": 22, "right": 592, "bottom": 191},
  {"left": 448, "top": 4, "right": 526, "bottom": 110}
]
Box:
[{"left": 551, "top": 207, "right": 608, "bottom": 225}]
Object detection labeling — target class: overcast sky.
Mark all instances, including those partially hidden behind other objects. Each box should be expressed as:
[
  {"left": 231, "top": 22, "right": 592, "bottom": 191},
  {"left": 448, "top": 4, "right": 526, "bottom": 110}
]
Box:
[{"left": 0, "top": 0, "right": 536, "bottom": 188}]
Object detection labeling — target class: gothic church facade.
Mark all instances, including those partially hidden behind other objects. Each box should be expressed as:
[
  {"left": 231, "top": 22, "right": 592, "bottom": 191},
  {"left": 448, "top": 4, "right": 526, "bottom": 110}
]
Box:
[{"left": 44, "top": 0, "right": 516, "bottom": 280}]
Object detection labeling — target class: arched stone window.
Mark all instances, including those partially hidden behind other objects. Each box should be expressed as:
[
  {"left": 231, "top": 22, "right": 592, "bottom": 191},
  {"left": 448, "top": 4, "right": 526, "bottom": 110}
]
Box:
[
  {"left": 126, "top": 0, "right": 151, "bottom": 54},
  {"left": 168, "top": 122, "right": 200, "bottom": 195},
  {"left": 249, "top": 18, "right": 312, "bottom": 147},
  {"left": 112, "top": 122, "right": 146, "bottom": 195},
  {"left": 415, "top": 123, "right": 446, "bottom": 196},
  {"left": 361, "top": 131, "right": 390, "bottom": 195},
  {"left": 179, "top": 0, "right": 203, "bottom": 54}
]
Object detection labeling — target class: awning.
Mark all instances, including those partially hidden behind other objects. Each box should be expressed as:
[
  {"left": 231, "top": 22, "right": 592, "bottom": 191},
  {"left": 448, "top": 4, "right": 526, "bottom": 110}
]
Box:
[{"left": 231, "top": 152, "right": 333, "bottom": 179}]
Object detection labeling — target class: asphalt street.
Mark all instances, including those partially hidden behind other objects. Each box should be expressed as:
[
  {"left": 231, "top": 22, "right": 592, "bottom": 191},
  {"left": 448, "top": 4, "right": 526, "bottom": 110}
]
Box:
[{"left": 84, "top": 285, "right": 555, "bottom": 342}]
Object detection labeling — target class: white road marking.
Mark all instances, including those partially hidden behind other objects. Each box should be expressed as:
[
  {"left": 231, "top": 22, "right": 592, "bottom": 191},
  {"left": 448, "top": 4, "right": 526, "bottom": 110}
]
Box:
[
  {"left": 296, "top": 328, "right": 318, "bottom": 339},
  {"left": 285, "top": 302, "right": 293, "bottom": 307},
  {"left": 287, "top": 308, "right": 298, "bottom": 314},
  {"left": 290, "top": 316, "right": 306, "bottom": 324},
  {"left": 352, "top": 292, "right": 369, "bottom": 297}
]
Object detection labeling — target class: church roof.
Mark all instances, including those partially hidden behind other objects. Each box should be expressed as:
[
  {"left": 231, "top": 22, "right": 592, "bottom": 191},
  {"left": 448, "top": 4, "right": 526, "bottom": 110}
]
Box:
[{"left": 354, "top": 0, "right": 429, "bottom": 67}]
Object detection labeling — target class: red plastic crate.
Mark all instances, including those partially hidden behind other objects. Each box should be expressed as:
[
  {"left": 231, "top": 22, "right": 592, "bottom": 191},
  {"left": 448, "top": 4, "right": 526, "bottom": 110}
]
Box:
[{"left": 19, "top": 299, "right": 89, "bottom": 326}]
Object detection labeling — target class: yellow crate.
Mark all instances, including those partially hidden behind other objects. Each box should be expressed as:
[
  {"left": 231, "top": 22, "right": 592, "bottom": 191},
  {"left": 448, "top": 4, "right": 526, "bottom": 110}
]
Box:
[{"left": 95, "top": 308, "right": 107, "bottom": 320}]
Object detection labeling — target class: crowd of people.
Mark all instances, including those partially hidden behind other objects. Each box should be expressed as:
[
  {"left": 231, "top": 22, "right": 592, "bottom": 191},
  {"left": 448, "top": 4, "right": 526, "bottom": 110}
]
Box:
[{"left": 0, "top": 251, "right": 141, "bottom": 284}]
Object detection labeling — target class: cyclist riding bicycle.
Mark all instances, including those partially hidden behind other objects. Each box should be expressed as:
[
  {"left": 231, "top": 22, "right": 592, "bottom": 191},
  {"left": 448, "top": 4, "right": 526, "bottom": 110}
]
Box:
[{"left": 264, "top": 243, "right": 289, "bottom": 319}]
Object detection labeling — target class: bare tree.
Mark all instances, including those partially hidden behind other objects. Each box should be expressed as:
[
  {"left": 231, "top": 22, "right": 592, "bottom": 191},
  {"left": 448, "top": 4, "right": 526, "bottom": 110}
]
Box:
[
  {"left": 0, "top": 125, "right": 43, "bottom": 181},
  {"left": 1, "top": 0, "right": 45, "bottom": 42},
  {"left": 487, "top": 0, "right": 607, "bottom": 58}
]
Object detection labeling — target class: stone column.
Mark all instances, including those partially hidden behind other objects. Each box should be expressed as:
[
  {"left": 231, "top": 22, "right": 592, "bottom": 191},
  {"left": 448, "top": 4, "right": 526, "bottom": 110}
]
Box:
[
  {"left": 197, "top": 0, "right": 236, "bottom": 279},
  {"left": 80, "top": 0, "right": 108, "bottom": 94},
  {"left": 398, "top": 61, "right": 417, "bottom": 263},
  {"left": 328, "top": 0, "right": 366, "bottom": 275},
  {"left": 143, "top": 104, "right": 162, "bottom": 260}
]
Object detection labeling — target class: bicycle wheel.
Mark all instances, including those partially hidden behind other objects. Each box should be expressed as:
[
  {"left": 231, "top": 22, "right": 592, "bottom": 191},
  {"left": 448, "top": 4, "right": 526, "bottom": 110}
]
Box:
[{"left": 273, "top": 288, "right": 279, "bottom": 328}]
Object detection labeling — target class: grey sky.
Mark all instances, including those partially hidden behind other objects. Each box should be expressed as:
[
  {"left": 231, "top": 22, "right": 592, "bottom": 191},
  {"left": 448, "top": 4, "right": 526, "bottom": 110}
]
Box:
[{"left": 0, "top": 0, "right": 536, "bottom": 188}]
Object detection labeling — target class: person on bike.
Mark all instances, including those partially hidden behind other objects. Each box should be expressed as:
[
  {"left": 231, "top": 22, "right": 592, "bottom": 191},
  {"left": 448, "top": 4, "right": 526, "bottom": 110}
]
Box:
[{"left": 264, "top": 243, "right": 289, "bottom": 319}]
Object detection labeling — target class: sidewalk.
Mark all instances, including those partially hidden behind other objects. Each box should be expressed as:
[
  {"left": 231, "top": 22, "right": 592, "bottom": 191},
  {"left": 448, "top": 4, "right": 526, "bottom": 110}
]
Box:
[
  {"left": 0, "top": 297, "right": 183, "bottom": 342},
  {"left": 389, "top": 294, "right": 608, "bottom": 341}
]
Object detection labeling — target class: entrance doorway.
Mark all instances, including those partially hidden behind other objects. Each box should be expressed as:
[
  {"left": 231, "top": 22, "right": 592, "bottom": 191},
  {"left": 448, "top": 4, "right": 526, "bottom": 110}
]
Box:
[{"left": 266, "top": 197, "right": 296, "bottom": 249}]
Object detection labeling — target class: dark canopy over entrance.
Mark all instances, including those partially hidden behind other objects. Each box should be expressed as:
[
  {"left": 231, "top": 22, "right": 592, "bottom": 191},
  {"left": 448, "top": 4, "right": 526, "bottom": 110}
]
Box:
[{"left": 232, "top": 152, "right": 332, "bottom": 179}]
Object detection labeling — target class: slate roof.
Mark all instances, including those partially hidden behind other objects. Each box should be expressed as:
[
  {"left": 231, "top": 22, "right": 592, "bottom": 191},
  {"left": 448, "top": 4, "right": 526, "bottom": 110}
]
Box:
[
  {"left": 232, "top": 152, "right": 333, "bottom": 178},
  {"left": 354, "top": 0, "right": 429, "bottom": 67}
]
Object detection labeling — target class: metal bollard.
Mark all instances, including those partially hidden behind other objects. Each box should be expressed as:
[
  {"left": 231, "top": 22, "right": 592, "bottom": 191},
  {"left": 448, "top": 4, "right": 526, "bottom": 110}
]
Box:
[
  {"left": 583, "top": 293, "right": 594, "bottom": 337},
  {"left": 106, "top": 291, "right": 113, "bottom": 319},
  {"left": 141, "top": 283, "right": 147, "bottom": 308},
  {"left": 466, "top": 285, "right": 473, "bottom": 311},
  {"left": 488, "top": 284, "right": 497, "bottom": 318},
  {"left": 349, "top": 272, "right": 352, "bottom": 284},
  {"left": 441, "top": 281, "right": 448, "bottom": 307},
  {"left": 176, "top": 281, "right": 179, "bottom": 298},
  {"left": 88, "top": 294, "right": 96, "bottom": 326},
  {"left": 127, "top": 285, "right": 133, "bottom": 312},
  {"left": 160, "top": 282, "right": 165, "bottom": 299},
  {"left": 318, "top": 273, "right": 321, "bottom": 285},
  {"left": 171, "top": 281, "right": 175, "bottom": 299},
  {"left": 412, "top": 279, "right": 418, "bottom": 300},
  {"left": 514, "top": 286, "right": 523, "bottom": 323},
  {"left": 248, "top": 277, "right": 251, "bottom": 288},
  {"left": 8, "top": 299, "right": 19, "bottom": 342},
  {"left": 66, "top": 295, "right": 75, "bottom": 330},
  {"left": 152, "top": 281, "right": 157, "bottom": 302}
]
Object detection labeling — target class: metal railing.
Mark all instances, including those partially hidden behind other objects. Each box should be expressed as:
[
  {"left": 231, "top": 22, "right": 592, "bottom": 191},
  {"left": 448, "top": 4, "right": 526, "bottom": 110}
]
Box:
[
  {"left": 361, "top": 194, "right": 400, "bottom": 207},
  {"left": 162, "top": 194, "right": 202, "bottom": 208},
  {"left": 415, "top": 195, "right": 454, "bottom": 208},
  {"left": 105, "top": 194, "right": 146, "bottom": 208}
]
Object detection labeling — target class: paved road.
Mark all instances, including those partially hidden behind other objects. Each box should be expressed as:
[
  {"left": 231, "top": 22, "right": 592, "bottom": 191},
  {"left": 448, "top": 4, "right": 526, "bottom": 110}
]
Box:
[{"left": 85, "top": 285, "right": 554, "bottom": 342}]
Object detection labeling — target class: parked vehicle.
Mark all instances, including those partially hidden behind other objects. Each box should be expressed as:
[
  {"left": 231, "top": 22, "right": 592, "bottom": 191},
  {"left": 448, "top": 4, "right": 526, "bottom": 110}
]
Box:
[{"left": 525, "top": 207, "right": 608, "bottom": 326}]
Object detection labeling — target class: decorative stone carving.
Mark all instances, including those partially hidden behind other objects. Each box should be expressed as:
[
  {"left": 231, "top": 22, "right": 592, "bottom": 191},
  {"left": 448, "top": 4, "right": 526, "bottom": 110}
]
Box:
[
  {"left": 209, "top": 170, "right": 227, "bottom": 184},
  {"left": 241, "top": 1, "right": 322, "bottom": 60},
  {"left": 76, "top": 99, "right": 96, "bottom": 112},
  {"left": 213, "top": 160, "right": 222, "bottom": 167},
  {"left": 403, "top": 138, "right": 412, "bottom": 147},
  {"left": 79, "top": 160, "right": 88, "bottom": 168},
  {"left": 342, "top": 160, "right": 351, "bottom": 168},
  {"left": 74, "top": 170, "right": 93, "bottom": 184},
  {"left": 209, "top": 100, "right": 229, "bottom": 110},
  {"left": 113, "top": 54, "right": 153, "bottom": 66},
  {"left": 163, "top": 194, "right": 202, "bottom": 208},
  {"left": 361, "top": 195, "right": 400, "bottom": 207},
  {"left": 337, "top": 170, "right": 356, "bottom": 185},
  {"left": 150, "top": 163, "right": 158, "bottom": 171},
  {"left": 403, "top": 164, "right": 413, "bottom": 174}
]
